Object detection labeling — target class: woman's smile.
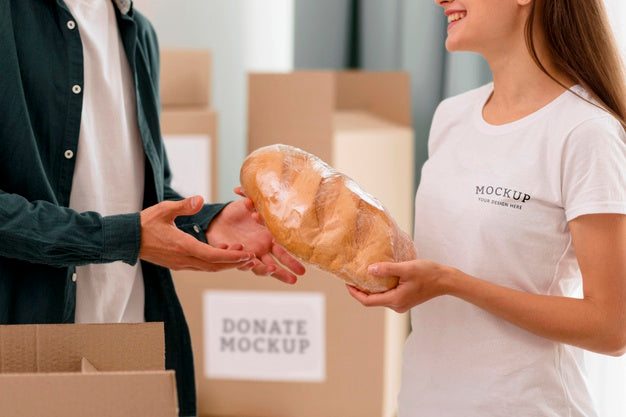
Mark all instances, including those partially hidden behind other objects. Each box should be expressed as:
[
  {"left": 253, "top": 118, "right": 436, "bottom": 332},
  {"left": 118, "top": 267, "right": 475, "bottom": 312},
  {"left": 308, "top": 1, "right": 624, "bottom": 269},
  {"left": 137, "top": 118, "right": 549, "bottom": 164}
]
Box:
[{"left": 445, "top": 9, "right": 467, "bottom": 31}]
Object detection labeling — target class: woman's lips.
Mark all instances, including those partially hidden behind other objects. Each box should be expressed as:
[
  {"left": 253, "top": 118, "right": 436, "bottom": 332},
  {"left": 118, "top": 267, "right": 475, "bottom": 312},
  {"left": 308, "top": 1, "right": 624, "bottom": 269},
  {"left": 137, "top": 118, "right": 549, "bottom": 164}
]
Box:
[{"left": 446, "top": 10, "right": 467, "bottom": 30}]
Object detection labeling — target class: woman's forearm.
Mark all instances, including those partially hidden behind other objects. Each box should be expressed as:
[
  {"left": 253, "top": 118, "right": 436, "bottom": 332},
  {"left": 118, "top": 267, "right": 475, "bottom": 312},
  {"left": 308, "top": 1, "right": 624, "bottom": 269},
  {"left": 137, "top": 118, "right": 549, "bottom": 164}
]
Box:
[{"left": 444, "top": 268, "right": 626, "bottom": 356}]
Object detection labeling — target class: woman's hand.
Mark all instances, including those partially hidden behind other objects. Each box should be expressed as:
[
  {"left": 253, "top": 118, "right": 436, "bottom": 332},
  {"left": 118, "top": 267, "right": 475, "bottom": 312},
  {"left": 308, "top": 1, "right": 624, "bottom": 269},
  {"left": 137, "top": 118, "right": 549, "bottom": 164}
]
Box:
[{"left": 346, "top": 260, "right": 453, "bottom": 313}]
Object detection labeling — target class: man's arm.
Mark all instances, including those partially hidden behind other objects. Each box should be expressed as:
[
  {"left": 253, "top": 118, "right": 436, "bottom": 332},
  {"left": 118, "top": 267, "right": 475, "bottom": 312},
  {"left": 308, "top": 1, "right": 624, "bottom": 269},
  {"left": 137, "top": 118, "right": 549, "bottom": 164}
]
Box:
[
  {"left": 0, "top": 189, "right": 254, "bottom": 272},
  {"left": 0, "top": 189, "right": 139, "bottom": 267}
]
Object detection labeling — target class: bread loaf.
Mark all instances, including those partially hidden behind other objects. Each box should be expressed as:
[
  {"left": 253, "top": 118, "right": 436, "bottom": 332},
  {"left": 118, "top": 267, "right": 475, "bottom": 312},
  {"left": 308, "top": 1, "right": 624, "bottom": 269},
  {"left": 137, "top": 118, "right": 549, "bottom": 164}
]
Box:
[{"left": 240, "top": 144, "right": 416, "bottom": 293}]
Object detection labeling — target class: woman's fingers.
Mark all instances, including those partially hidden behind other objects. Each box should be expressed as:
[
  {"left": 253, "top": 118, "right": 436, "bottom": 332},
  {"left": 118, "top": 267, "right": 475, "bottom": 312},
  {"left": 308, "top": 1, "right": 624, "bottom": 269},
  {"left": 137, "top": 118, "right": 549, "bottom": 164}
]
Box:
[
  {"left": 368, "top": 262, "right": 404, "bottom": 277},
  {"left": 346, "top": 284, "right": 397, "bottom": 307}
]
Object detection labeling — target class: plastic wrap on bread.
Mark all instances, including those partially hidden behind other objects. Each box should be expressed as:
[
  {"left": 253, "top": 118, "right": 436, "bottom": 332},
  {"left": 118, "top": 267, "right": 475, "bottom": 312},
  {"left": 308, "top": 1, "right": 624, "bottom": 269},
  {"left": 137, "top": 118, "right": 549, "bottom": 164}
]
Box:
[{"left": 240, "top": 144, "right": 416, "bottom": 293}]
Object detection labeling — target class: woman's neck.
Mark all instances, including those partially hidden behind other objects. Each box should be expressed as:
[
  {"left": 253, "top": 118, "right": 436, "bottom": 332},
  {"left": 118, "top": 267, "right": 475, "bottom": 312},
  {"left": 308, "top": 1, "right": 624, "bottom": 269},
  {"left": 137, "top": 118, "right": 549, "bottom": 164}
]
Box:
[{"left": 481, "top": 29, "right": 575, "bottom": 125}]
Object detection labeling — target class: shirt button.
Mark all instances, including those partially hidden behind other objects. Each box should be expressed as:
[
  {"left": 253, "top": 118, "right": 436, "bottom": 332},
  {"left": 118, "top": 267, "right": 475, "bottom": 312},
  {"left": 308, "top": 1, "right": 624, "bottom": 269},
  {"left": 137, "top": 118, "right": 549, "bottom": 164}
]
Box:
[
  {"left": 64, "top": 149, "right": 74, "bottom": 159},
  {"left": 67, "top": 20, "right": 76, "bottom": 30},
  {"left": 72, "top": 84, "right": 82, "bottom": 94},
  {"left": 193, "top": 225, "right": 201, "bottom": 234},
  {"left": 71, "top": 273, "right": 77, "bottom": 282}
]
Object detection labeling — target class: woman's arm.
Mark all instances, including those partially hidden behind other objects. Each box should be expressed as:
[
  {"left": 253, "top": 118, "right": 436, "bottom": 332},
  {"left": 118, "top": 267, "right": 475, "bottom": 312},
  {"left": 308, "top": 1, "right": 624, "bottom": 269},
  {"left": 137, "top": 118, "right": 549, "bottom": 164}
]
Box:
[{"left": 347, "top": 213, "right": 626, "bottom": 356}]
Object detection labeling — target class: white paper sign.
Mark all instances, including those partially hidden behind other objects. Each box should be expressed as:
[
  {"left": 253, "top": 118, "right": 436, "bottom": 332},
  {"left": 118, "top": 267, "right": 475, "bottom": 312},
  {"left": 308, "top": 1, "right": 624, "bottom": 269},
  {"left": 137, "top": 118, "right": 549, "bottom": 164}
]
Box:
[
  {"left": 203, "top": 290, "right": 326, "bottom": 382},
  {"left": 163, "top": 134, "right": 212, "bottom": 202}
]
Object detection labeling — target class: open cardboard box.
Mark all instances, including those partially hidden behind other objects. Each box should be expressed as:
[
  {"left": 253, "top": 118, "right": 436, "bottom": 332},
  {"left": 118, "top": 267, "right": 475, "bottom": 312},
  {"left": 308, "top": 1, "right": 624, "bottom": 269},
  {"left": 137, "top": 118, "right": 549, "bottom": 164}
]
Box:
[
  {"left": 172, "top": 70, "right": 415, "bottom": 417},
  {"left": 0, "top": 322, "right": 178, "bottom": 417}
]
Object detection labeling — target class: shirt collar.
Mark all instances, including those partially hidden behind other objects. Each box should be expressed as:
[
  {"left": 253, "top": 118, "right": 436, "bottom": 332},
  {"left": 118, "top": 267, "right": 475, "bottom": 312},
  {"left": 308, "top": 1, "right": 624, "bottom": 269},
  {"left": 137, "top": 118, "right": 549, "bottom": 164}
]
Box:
[
  {"left": 55, "top": 1, "right": 132, "bottom": 15},
  {"left": 113, "top": 0, "right": 132, "bottom": 15}
]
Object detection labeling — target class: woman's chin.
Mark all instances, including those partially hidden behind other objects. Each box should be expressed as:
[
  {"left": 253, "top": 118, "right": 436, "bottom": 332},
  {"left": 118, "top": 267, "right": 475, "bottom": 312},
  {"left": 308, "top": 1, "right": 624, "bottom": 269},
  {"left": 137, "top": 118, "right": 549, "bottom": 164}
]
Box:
[
  {"left": 445, "top": 38, "right": 460, "bottom": 52},
  {"left": 445, "top": 37, "right": 475, "bottom": 54}
]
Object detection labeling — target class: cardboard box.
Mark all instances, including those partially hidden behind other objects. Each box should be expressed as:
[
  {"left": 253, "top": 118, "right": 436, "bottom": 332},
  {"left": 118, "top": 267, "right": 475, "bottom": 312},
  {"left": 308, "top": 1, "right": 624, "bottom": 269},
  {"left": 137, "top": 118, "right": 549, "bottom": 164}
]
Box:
[
  {"left": 247, "top": 71, "right": 412, "bottom": 164},
  {"left": 172, "top": 71, "right": 415, "bottom": 417},
  {"left": 161, "top": 107, "right": 218, "bottom": 203},
  {"left": 160, "top": 49, "right": 218, "bottom": 203},
  {"left": 160, "top": 49, "right": 212, "bottom": 107},
  {"left": 175, "top": 268, "right": 399, "bottom": 417},
  {"left": 0, "top": 322, "right": 178, "bottom": 417}
]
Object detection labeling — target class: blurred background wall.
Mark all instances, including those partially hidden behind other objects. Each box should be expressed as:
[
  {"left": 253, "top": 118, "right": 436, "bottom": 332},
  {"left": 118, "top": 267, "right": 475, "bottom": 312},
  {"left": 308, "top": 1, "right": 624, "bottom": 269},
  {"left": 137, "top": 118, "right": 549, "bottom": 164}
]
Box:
[
  {"left": 134, "top": 0, "right": 294, "bottom": 202},
  {"left": 134, "top": 0, "right": 493, "bottom": 202}
]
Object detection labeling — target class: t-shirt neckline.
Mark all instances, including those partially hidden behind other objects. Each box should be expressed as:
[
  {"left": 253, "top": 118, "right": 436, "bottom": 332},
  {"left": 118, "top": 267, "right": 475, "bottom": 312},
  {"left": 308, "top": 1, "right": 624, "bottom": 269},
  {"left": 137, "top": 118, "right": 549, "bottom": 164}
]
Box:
[{"left": 473, "top": 83, "right": 581, "bottom": 135}]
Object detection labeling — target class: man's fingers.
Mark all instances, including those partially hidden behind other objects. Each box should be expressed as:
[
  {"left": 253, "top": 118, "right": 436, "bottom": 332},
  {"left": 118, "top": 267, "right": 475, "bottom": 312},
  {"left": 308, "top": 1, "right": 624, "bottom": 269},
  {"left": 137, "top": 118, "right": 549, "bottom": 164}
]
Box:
[
  {"left": 196, "top": 259, "right": 251, "bottom": 272},
  {"left": 251, "top": 212, "right": 265, "bottom": 225},
  {"left": 248, "top": 253, "right": 296, "bottom": 284},
  {"left": 242, "top": 198, "right": 255, "bottom": 212},
  {"left": 181, "top": 235, "right": 253, "bottom": 264},
  {"left": 161, "top": 196, "right": 204, "bottom": 221},
  {"left": 271, "top": 241, "right": 306, "bottom": 275},
  {"left": 234, "top": 186, "right": 247, "bottom": 197},
  {"left": 261, "top": 254, "right": 297, "bottom": 284},
  {"left": 241, "top": 198, "right": 265, "bottom": 226},
  {"left": 214, "top": 243, "right": 245, "bottom": 251},
  {"left": 237, "top": 259, "right": 257, "bottom": 271},
  {"left": 250, "top": 260, "right": 276, "bottom": 276},
  {"left": 270, "top": 268, "right": 298, "bottom": 284},
  {"left": 227, "top": 243, "right": 245, "bottom": 251}
]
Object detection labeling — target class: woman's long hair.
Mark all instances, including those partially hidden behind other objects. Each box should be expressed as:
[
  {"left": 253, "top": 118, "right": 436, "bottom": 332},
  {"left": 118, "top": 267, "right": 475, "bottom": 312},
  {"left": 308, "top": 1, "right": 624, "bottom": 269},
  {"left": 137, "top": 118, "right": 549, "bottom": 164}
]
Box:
[{"left": 526, "top": 0, "right": 626, "bottom": 130}]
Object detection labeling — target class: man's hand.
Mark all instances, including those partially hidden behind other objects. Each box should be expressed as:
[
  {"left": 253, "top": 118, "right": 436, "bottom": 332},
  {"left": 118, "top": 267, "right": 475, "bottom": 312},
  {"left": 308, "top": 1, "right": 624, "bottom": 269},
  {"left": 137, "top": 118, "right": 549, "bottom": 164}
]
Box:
[
  {"left": 205, "top": 194, "right": 306, "bottom": 284},
  {"left": 139, "top": 196, "right": 254, "bottom": 271}
]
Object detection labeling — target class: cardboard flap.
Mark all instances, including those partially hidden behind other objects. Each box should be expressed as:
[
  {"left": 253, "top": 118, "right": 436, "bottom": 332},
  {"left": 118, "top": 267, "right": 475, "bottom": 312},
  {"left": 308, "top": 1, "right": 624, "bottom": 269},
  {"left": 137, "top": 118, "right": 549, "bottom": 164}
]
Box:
[
  {"left": 0, "top": 323, "right": 165, "bottom": 373},
  {"left": 81, "top": 357, "right": 98, "bottom": 373},
  {"left": 334, "top": 71, "right": 412, "bottom": 127},
  {"left": 333, "top": 110, "right": 411, "bottom": 131},
  {"left": 0, "top": 325, "right": 37, "bottom": 373},
  {"left": 0, "top": 371, "right": 178, "bottom": 417}
]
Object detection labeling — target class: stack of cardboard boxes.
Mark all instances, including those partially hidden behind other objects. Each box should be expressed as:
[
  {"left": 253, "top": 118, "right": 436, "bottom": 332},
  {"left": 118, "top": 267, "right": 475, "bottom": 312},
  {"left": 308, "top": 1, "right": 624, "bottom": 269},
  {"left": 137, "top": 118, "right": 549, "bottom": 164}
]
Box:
[
  {"left": 159, "top": 49, "right": 217, "bottom": 203},
  {"left": 172, "top": 70, "right": 415, "bottom": 417}
]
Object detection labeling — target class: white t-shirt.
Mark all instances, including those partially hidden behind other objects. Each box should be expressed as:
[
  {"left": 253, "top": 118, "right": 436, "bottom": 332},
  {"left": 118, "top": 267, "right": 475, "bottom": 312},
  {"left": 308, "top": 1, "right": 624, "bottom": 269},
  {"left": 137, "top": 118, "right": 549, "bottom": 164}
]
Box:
[
  {"left": 399, "top": 84, "right": 626, "bottom": 417},
  {"left": 66, "top": 0, "right": 146, "bottom": 323}
]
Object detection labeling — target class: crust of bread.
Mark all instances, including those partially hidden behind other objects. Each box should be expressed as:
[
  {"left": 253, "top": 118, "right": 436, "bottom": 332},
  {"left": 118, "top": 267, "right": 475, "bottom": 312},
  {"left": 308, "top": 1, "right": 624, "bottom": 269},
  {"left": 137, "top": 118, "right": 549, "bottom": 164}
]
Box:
[{"left": 241, "top": 144, "right": 416, "bottom": 293}]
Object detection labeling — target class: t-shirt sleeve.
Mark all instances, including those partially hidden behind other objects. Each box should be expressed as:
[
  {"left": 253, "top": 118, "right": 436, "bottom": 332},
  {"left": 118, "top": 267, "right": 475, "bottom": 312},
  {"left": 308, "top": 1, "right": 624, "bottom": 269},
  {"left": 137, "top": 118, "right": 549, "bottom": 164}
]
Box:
[
  {"left": 561, "top": 116, "right": 626, "bottom": 221},
  {"left": 427, "top": 101, "right": 448, "bottom": 158}
]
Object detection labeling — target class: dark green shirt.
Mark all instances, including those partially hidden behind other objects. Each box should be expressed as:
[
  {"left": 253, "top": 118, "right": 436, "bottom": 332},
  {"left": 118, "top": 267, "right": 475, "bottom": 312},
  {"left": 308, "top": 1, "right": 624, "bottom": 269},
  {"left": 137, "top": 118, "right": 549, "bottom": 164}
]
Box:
[{"left": 0, "top": 1, "right": 222, "bottom": 415}]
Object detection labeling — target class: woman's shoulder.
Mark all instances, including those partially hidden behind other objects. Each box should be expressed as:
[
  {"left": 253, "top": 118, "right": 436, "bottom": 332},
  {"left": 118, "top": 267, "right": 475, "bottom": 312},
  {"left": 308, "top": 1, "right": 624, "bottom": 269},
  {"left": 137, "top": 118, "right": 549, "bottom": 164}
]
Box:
[{"left": 555, "top": 86, "right": 625, "bottom": 142}]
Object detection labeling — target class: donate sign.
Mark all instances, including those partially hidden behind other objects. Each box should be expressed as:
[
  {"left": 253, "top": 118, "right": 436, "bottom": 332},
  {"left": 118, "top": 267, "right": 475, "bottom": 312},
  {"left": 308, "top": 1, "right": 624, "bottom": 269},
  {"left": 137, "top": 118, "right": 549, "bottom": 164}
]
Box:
[{"left": 203, "top": 290, "right": 326, "bottom": 382}]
